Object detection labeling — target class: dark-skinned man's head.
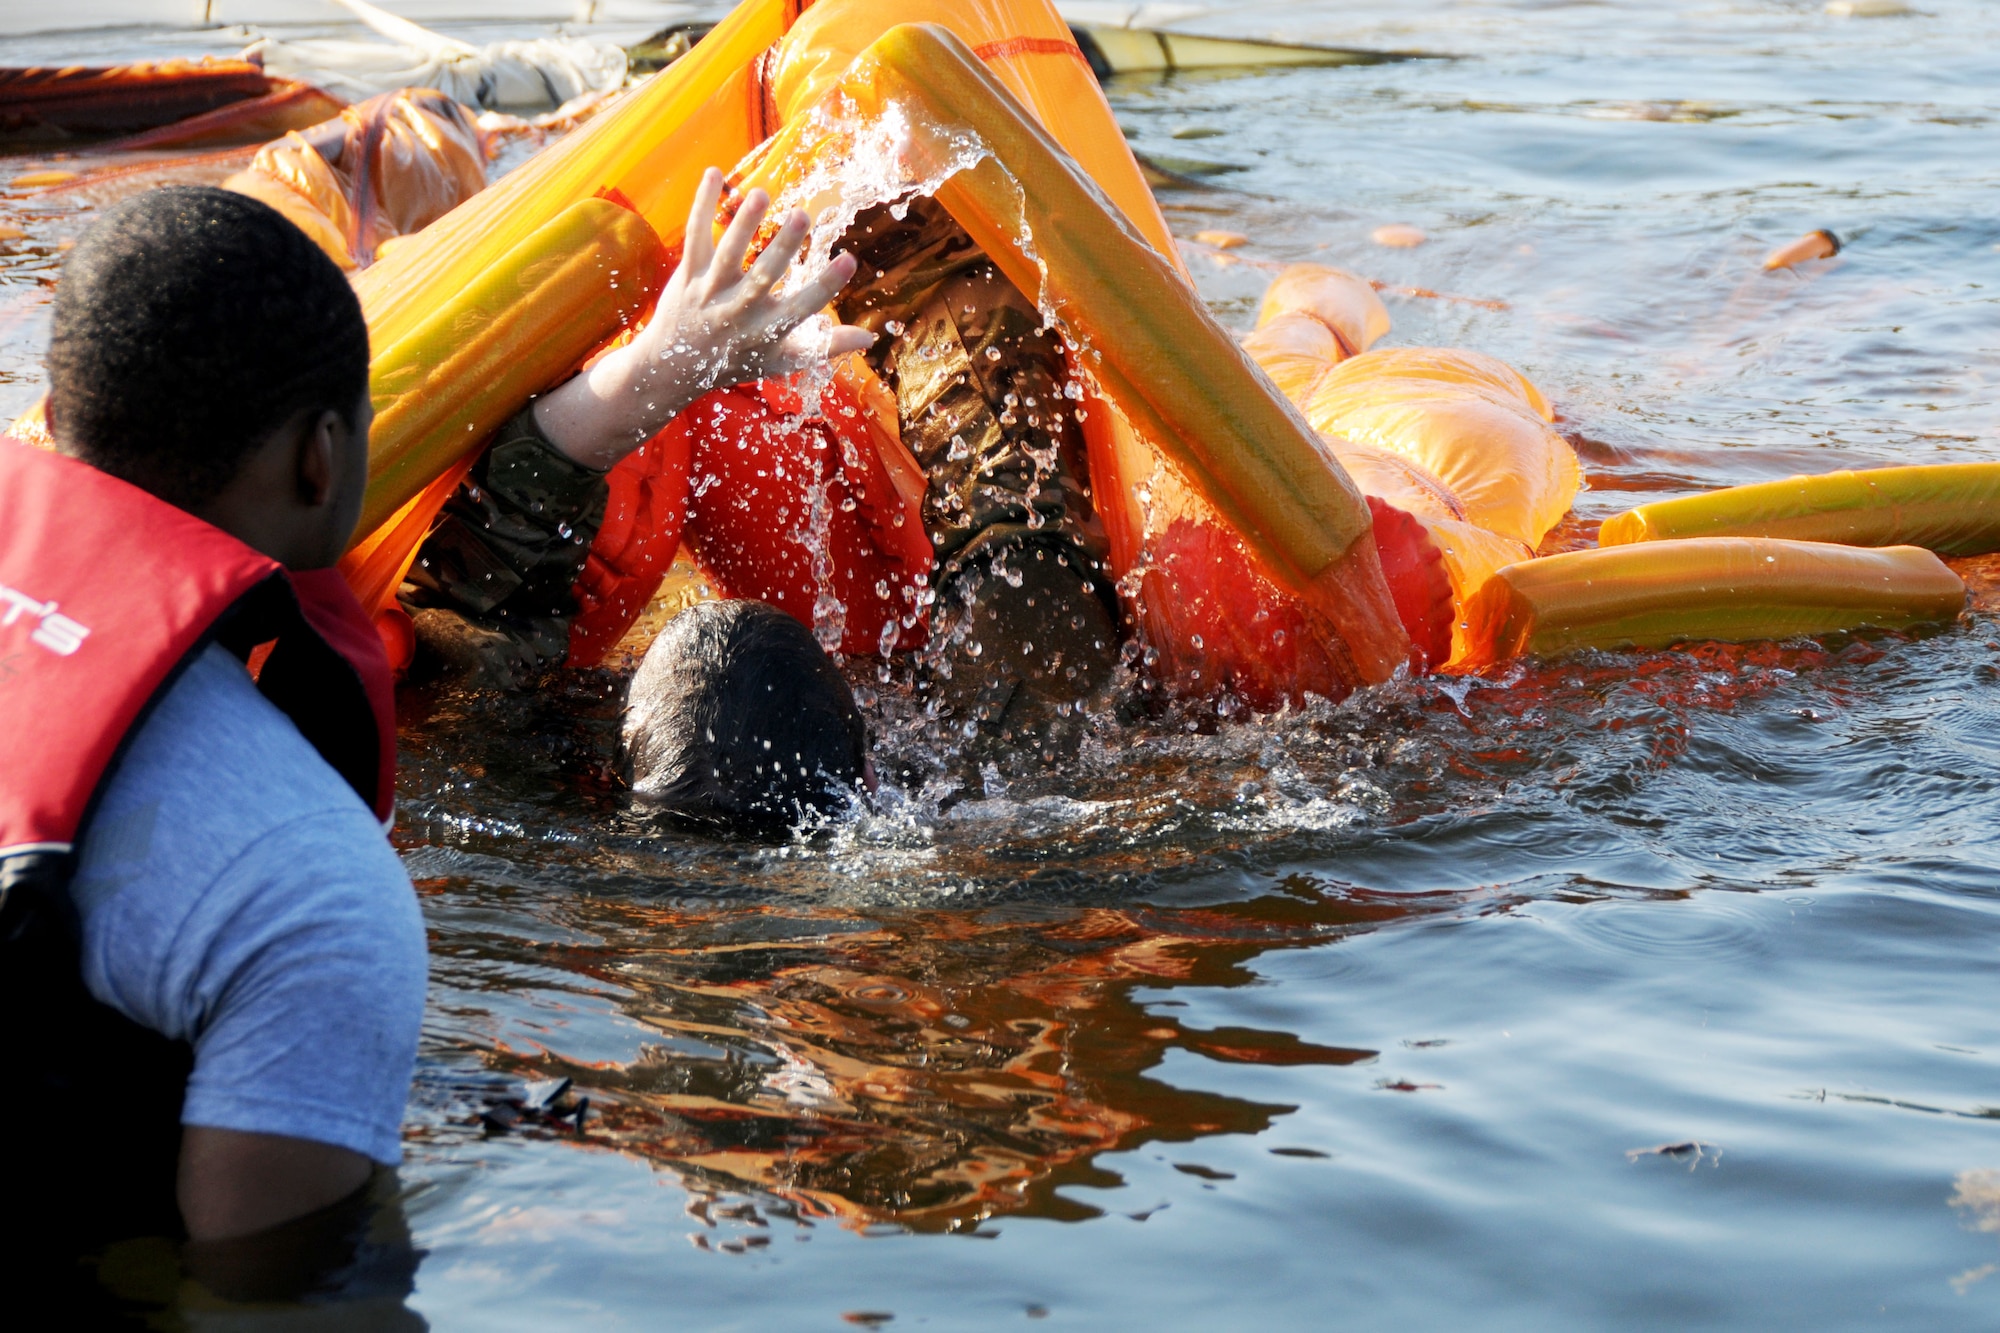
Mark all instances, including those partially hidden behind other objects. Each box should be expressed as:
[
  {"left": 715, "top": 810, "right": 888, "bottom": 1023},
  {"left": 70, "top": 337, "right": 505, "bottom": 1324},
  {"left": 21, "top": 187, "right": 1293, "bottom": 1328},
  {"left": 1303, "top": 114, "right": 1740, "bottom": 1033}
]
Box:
[
  {"left": 47, "top": 185, "right": 371, "bottom": 568},
  {"left": 623, "top": 600, "right": 870, "bottom": 838}
]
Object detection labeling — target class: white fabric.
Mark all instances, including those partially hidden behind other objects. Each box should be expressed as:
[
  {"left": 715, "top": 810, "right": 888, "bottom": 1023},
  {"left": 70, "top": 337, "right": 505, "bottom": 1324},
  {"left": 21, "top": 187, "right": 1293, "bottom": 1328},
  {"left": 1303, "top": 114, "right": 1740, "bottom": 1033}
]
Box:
[{"left": 246, "top": 33, "right": 626, "bottom": 110}]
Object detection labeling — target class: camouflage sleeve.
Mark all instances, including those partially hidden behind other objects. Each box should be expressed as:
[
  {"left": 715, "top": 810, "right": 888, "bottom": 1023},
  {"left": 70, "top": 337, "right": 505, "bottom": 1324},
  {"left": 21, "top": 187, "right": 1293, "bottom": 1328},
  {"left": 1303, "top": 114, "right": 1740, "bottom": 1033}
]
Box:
[{"left": 402, "top": 405, "right": 608, "bottom": 671}]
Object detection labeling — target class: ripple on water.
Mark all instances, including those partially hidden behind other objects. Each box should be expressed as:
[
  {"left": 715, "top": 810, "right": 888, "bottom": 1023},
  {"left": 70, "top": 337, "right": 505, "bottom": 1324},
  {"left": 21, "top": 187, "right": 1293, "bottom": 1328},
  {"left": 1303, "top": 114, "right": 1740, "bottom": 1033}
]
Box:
[{"left": 1554, "top": 893, "right": 1773, "bottom": 964}]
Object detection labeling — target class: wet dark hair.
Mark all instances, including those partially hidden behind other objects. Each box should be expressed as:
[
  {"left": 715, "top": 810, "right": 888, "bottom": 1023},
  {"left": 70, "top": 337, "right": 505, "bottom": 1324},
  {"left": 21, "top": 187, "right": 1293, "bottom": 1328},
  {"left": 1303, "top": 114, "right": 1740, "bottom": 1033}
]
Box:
[
  {"left": 623, "top": 600, "right": 869, "bottom": 838},
  {"left": 46, "top": 185, "right": 368, "bottom": 509}
]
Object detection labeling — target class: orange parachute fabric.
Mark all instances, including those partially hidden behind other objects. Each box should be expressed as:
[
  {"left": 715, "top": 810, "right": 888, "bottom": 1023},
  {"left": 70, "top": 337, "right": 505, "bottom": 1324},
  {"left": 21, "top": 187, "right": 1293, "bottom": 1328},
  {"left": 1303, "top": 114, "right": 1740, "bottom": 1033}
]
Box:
[
  {"left": 565, "top": 428, "right": 694, "bottom": 668},
  {"left": 1236, "top": 272, "right": 1580, "bottom": 667},
  {"left": 94, "top": 81, "right": 347, "bottom": 153},
  {"left": 224, "top": 88, "right": 487, "bottom": 270},
  {"left": 1, "top": 59, "right": 272, "bottom": 142}
]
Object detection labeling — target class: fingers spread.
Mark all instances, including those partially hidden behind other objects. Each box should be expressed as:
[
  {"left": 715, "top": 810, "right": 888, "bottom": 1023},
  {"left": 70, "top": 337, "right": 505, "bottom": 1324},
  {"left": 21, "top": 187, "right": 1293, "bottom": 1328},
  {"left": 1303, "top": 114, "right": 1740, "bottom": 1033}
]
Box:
[
  {"left": 738, "top": 208, "right": 809, "bottom": 304},
  {"left": 709, "top": 188, "right": 769, "bottom": 295},
  {"left": 680, "top": 167, "right": 723, "bottom": 286}
]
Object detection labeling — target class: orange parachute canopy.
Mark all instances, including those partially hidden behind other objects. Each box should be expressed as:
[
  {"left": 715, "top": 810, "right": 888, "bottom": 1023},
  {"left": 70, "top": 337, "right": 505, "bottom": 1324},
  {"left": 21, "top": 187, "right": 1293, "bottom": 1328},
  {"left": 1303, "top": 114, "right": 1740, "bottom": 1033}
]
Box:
[
  {"left": 225, "top": 88, "right": 488, "bottom": 271},
  {"left": 1236, "top": 270, "right": 1580, "bottom": 668}
]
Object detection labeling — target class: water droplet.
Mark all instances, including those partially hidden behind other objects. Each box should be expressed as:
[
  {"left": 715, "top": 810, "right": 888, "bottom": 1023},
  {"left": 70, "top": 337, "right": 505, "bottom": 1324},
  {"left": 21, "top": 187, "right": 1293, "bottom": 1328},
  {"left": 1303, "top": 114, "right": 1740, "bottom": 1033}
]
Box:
[
  {"left": 1191, "top": 634, "right": 1204, "bottom": 650},
  {"left": 884, "top": 318, "right": 906, "bottom": 335},
  {"left": 985, "top": 347, "right": 1002, "bottom": 362}
]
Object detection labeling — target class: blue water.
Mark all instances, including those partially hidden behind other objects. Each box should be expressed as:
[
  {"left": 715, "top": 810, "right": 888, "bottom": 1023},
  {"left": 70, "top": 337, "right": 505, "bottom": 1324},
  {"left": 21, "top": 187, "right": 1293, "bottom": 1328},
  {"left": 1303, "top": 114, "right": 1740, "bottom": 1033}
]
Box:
[{"left": 5, "top": 1, "right": 2000, "bottom": 1327}]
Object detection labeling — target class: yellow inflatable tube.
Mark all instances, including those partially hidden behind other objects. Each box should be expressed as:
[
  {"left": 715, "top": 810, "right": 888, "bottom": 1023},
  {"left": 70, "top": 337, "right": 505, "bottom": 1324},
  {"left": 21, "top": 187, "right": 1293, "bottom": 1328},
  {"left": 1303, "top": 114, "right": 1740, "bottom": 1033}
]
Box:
[
  {"left": 736, "top": 22, "right": 1408, "bottom": 682},
  {"left": 1599, "top": 463, "right": 2000, "bottom": 557},
  {"left": 338, "top": 197, "right": 665, "bottom": 630},
  {"left": 355, "top": 197, "right": 665, "bottom": 540},
  {"left": 1458, "top": 537, "right": 1965, "bottom": 666}
]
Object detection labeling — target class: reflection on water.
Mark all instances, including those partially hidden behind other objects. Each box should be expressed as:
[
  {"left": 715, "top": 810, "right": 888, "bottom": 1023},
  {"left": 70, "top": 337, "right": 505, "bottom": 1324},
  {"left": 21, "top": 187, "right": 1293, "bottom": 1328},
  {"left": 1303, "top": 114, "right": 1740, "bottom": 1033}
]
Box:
[
  {"left": 7, "top": 0, "right": 2000, "bottom": 1326},
  {"left": 416, "top": 880, "right": 1398, "bottom": 1231}
]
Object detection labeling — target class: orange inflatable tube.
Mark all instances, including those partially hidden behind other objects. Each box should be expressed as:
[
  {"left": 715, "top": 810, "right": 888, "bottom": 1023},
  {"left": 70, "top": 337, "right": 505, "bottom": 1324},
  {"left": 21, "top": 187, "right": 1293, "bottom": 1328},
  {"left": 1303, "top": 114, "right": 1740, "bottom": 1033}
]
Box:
[{"left": 1459, "top": 538, "right": 1964, "bottom": 665}]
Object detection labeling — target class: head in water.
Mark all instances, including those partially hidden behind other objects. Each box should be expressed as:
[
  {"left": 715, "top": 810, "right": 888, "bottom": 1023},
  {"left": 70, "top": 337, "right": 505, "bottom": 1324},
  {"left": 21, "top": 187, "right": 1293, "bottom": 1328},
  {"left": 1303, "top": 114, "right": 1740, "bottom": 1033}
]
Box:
[
  {"left": 45, "top": 185, "right": 371, "bottom": 567},
  {"left": 623, "top": 599, "right": 870, "bottom": 838}
]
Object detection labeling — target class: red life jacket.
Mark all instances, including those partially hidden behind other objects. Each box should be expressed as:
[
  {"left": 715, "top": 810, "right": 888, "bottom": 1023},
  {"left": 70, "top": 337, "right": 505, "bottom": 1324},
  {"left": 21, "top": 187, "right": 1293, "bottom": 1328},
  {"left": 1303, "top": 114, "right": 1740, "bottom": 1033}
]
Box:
[
  {"left": 0, "top": 437, "right": 398, "bottom": 1259},
  {"left": 0, "top": 437, "right": 395, "bottom": 882}
]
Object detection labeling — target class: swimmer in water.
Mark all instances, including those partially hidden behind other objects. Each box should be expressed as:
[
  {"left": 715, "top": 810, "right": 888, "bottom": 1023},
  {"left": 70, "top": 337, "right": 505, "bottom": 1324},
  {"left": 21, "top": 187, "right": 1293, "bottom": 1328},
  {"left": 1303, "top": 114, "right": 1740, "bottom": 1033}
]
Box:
[
  {"left": 400, "top": 168, "right": 874, "bottom": 681},
  {"left": 623, "top": 598, "right": 871, "bottom": 836},
  {"left": 413, "top": 189, "right": 1122, "bottom": 835}
]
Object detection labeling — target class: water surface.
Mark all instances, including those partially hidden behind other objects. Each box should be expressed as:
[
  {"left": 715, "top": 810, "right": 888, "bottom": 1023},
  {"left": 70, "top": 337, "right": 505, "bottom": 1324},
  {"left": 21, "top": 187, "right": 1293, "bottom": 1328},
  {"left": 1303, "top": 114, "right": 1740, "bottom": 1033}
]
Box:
[{"left": 5, "top": 2, "right": 1999, "bottom": 1327}]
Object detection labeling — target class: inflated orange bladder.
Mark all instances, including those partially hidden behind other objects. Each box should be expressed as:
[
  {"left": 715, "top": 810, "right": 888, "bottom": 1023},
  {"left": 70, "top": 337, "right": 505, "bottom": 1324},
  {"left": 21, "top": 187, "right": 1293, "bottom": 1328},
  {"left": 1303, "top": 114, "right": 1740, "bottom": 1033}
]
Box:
[{"left": 1458, "top": 538, "right": 1964, "bottom": 666}]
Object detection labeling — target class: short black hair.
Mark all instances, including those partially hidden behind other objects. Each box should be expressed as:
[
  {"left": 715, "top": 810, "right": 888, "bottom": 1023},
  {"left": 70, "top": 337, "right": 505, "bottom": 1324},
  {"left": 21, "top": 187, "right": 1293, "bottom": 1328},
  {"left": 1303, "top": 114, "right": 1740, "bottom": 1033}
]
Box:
[
  {"left": 46, "top": 185, "right": 368, "bottom": 509},
  {"left": 623, "top": 600, "right": 869, "bottom": 838}
]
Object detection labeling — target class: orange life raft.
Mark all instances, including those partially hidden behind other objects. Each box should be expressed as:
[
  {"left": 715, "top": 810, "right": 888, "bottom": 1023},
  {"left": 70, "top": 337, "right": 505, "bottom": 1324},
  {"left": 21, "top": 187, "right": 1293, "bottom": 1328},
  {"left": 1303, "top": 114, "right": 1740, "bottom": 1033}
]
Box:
[{"left": 342, "top": 0, "right": 1413, "bottom": 701}]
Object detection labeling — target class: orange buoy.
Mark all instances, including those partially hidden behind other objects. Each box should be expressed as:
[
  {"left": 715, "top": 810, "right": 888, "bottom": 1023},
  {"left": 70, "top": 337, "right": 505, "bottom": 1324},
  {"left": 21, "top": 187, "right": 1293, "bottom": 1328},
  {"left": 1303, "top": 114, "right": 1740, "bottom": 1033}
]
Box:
[
  {"left": 1370, "top": 223, "right": 1426, "bottom": 248},
  {"left": 1195, "top": 228, "right": 1248, "bottom": 249},
  {"left": 1762, "top": 228, "right": 1840, "bottom": 271}
]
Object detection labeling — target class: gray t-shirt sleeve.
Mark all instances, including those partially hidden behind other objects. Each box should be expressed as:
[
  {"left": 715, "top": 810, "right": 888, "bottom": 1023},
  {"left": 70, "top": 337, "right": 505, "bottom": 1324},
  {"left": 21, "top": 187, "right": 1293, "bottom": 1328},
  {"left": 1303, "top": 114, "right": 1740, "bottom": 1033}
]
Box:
[
  {"left": 170, "top": 811, "right": 427, "bottom": 1163},
  {"left": 71, "top": 645, "right": 428, "bottom": 1166}
]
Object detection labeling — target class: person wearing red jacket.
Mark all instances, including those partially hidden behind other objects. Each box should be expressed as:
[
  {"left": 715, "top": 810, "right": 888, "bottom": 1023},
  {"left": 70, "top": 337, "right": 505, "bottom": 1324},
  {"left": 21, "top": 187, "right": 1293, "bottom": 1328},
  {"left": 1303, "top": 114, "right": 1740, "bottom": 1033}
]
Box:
[{"left": 1, "top": 186, "right": 415, "bottom": 1305}]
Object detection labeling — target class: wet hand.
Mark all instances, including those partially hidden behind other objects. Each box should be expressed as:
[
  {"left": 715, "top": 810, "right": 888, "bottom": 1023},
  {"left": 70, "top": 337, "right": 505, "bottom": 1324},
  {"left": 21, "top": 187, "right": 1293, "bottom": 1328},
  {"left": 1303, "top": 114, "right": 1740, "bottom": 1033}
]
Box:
[{"left": 534, "top": 167, "right": 874, "bottom": 471}]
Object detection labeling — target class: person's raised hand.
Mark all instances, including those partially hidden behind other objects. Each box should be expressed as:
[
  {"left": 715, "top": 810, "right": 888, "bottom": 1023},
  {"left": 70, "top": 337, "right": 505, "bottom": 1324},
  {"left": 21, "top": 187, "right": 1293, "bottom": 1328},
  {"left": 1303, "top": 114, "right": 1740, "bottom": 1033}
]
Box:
[{"left": 533, "top": 167, "right": 874, "bottom": 471}]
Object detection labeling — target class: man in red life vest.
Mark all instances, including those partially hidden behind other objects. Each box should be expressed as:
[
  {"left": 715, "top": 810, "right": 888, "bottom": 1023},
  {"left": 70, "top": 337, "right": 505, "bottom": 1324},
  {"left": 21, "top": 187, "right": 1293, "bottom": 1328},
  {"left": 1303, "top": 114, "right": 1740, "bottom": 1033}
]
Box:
[
  {"left": 0, "top": 178, "right": 866, "bottom": 1302},
  {"left": 0, "top": 186, "right": 417, "bottom": 1304}
]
